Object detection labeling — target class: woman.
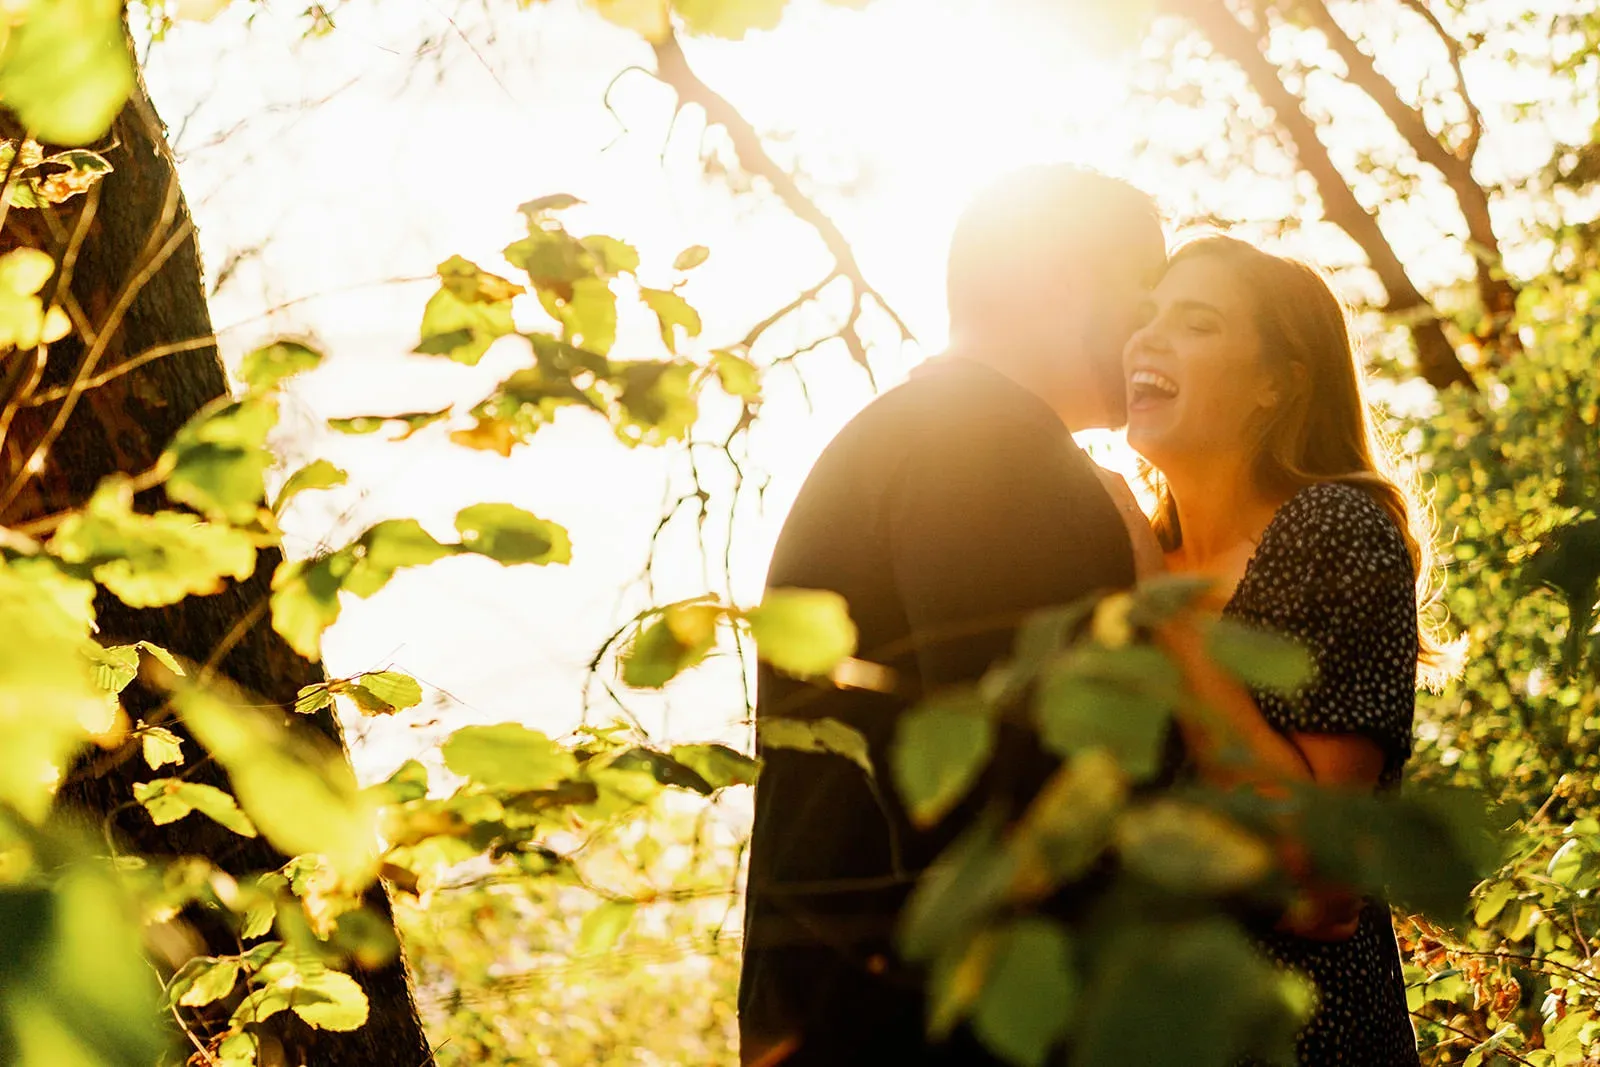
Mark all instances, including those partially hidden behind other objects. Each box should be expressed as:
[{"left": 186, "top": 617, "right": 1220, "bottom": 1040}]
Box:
[{"left": 1120, "top": 235, "right": 1453, "bottom": 1066}]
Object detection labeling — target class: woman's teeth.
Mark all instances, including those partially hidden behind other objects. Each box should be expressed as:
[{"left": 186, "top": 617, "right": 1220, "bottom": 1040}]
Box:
[{"left": 1129, "top": 369, "right": 1179, "bottom": 400}]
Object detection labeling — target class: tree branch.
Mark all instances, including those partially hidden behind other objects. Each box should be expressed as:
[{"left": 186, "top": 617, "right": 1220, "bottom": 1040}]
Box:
[
  {"left": 1393, "top": 0, "right": 1484, "bottom": 162},
  {"left": 650, "top": 32, "right": 915, "bottom": 348},
  {"left": 1172, "top": 0, "right": 1475, "bottom": 389},
  {"left": 1301, "top": 0, "right": 1517, "bottom": 340}
]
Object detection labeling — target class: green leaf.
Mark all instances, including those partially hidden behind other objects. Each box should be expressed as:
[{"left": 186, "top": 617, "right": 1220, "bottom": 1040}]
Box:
[
  {"left": 590, "top": 0, "right": 671, "bottom": 40},
  {"left": 217, "top": 1031, "right": 260, "bottom": 1067},
  {"left": 237, "top": 340, "right": 323, "bottom": 393},
  {"left": 0, "top": 247, "right": 66, "bottom": 350},
  {"left": 613, "top": 360, "right": 699, "bottom": 445},
  {"left": 327, "top": 407, "right": 453, "bottom": 439},
  {"left": 441, "top": 723, "right": 579, "bottom": 790},
  {"left": 1034, "top": 645, "right": 1177, "bottom": 780},
  {"left": 668, "top": 743, "right": 759, "bottom": 789},
  {"left": 672, "top": 0, "right": 789, "bottom": 39},
  {"left": 0, "top": 560, "right": 105, "bottom": 820},
  {"left": 745, "top": 588, "right": 858, "bottom": 677},
  {"left": 270, "top": 552, "right": 349, "bottom": 661},
  {"left": 506, "top": 225, "right": 591, "bottom": 293},
  {"left": 134, "top": 779, "right": 258, "bottom": 837},
  {"left": 274, "top": 459, "right": 347, "bottom": 515},
  {"left": 162, "top": 395, "right": 279, "bottom": 524},
  {"left": 673, "top": 245, "right": 711, "bottom": 271},
  {"left": 711, "top": 349, "right": 761, "bottom": 399},
  {"left": 176, "top": 687, "right": 379, "bottom": 885},
  {"left": 239, "top": 874, "right": 285, "bottom": 941},
  {"left": 620, "top": 604, "right": 721, "bottom": 688},
  {"left": 602, "top": 746, "right": 714, "bottom": 795},
  {"left": 437, "top": 254, "right": 524, "bottom": 303},
  {"left": 576, "top": 900, "right": 636, "bottom": 956},
  {"left": 892, "top": 689, "right": 994, "bottom": 829},
  {"left": 348, "top": 670, "right": 423, "bottom": 714},
  {"left": 0, "top": 0, "right": 135, "bottom": 144},
  {"left": 971, "top": 919, "right": 1077, "bottom": 1067},
  {"left": 580, "top": 235, "right": 641, "bottom": 276},
  {"left": 1472, "top": 880, "right": 1516, "bottom": 926},
  {"left": 640, "top": 287, "right": 703, "bottom": 352},
  {"left": 182, "top": 783, "right": 261, "bottom": 837},
  {"left": 516, "top": 193, "right": 584, "bottom": 218},
  {"left": 1075, "top": 919, "right": 1307, "bottom": 1067},
  {"left": 758, "top": 717, "right": 872, "bottom": 778},
  {"left": 349, "top": 519, "right": 459, "bottom": 596},
  {"left": 1116, "top": 800, "right": 1275, "bottom": 896},
  {"left": 140, "top": 725, "right": 184, "bottom": 769},
  {"left": 1009, "top": 749, "right": 1127, "bottom": 900},
  {"left": 1290, "top": 784, "right": 1496, "bottom": 921},
  {"left": 287, "top": 968, "right": 368, "bottom": 1031},
  {"left": 135, "top": 641, "right": 184, "bottom": 676},
  {"left": 85, "top": 643, "right": 139, "bottom": 695},
  {"left": 899, "top": 809, "right": 1016, "bottom": 964},
  {"left": 1204, "top": 619, "right": 1314, "bottom": 694},
  {"left": 170, "top": 958, "right": 242, "bottom": 1008},
  {"left": 546, "top": 275, "right": 618, "bottom": 355},
  {"left": 415, "top": 286, "right": 515, "bottom": 365},
  {"left": 49, "top": 478, "right": 257, "bottom": 608},
  {"left": 454, "top": 503, "right": 572, "bottom": 565}
]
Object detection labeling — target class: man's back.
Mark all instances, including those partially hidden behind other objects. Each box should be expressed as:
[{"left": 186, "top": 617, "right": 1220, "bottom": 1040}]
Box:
[{"left": 740, "top": 358, "right": 1137, "bottom": 1065}]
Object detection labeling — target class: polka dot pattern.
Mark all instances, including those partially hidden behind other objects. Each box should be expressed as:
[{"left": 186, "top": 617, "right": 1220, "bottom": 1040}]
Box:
[{"left": 1225, "top": 482, "right": 1422, "bottom": 1067}]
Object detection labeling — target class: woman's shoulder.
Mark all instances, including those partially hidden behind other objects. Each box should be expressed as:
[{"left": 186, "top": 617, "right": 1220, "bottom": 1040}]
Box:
[{"left": 1263, "top": 481, "right": 1410, "bottom": 573}]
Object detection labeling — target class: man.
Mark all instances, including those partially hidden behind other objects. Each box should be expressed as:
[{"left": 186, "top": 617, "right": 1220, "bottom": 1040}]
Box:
[{"left": 739, "top": 166, "right": 1168, "bottom": 1066}]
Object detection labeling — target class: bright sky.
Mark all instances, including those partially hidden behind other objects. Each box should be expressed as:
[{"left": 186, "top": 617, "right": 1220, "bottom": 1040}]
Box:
[
  {"left": 133, "top": 0, "right": 1150, "bottom": 781},
  {"left": 138, "top": 0, "right": 1589, "bottom": 782}
]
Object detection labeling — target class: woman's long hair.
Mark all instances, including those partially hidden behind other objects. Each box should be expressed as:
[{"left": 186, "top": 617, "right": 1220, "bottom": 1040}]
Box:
[{"left": 1147, "top": 235, "right": 1457, "bottom": 687}]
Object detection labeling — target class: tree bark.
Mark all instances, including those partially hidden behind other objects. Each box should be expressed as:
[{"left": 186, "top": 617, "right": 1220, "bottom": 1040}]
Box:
[
  {"left": 0, "top": 56, "right": 433, "bottom": 1067},
  {"left": 1300, "top": 0, "right": 1519, "bottom": 344},
  {"left": 1172, "top": 0, "right": 1478, "bottom": 390}
]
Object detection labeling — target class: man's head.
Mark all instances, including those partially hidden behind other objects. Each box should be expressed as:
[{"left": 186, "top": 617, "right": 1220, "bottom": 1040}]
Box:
[{"left": 946, "top": 165, "right": 1166, "bottom": 429}]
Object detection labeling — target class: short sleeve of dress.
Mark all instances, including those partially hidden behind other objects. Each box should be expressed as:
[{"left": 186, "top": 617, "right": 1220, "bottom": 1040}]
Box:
[{"left": 1246, "top": 483, "right": 1419, "bottom": 783}]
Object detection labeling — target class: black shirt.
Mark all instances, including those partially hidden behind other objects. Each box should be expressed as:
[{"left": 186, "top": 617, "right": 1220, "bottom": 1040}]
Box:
[{"left": 740, "top": 358, "right": 1136, "bottom": 1065}]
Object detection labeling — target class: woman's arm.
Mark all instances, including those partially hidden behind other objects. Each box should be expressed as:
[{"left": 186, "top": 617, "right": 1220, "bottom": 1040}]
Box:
[
  {"left": 1159, "top": 618, "right": 1385, "bottom": 790},
  {"left": 1157, "top": 617, "right": 1384, "bottom": 940}
]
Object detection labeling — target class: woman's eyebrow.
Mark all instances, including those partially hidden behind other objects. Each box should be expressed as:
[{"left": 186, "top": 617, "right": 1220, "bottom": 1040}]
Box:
[{"left": 1170, "top": 298, "right": 1225, "bottom": 316}]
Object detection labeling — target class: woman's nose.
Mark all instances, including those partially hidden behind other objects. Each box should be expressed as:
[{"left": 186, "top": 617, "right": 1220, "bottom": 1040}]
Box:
[{"left": 1126, "top": 320, "right": 1172, "bottom": 358}]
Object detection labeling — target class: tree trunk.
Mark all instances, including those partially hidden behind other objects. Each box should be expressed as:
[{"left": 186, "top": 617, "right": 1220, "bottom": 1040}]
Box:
[{"left": 0, "top": 58, "right": 434, "bottom": 1067}]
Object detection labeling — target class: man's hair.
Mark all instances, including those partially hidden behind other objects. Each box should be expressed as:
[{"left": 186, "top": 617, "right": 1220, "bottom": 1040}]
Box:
[{"left": 946, "top": 165, "right": 1163, "bottom": 334}]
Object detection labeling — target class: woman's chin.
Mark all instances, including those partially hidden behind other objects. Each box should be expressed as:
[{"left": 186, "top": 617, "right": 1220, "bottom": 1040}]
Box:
[{"left": 1125, "top": 421, "right": 1175, "bottom": 467}]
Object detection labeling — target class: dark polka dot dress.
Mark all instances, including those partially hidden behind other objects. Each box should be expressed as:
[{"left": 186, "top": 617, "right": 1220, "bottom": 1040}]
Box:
[{"left": 1223, "top": 483, "right": 1422, "bottom": 1067}]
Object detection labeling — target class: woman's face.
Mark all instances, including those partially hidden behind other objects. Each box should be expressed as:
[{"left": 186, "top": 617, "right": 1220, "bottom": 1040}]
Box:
[{"left": 1123, "top": 256, "right": 1280, "bottom": 475}]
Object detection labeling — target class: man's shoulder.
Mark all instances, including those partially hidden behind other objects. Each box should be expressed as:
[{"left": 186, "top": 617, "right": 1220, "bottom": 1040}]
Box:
[{"left": 837, "top": 359, "right": 1056, "bottom": 451}]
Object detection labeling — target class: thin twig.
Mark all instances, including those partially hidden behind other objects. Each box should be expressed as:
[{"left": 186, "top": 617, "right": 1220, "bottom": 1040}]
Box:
[
  {"left": 650, "top": 33, "right": 915, "bottom": 345},
  {"left": 1394, "top": 0, "right": 1485, "bottom": 161},
  {"left": 26, "top": 333, "right": 220, "bottom": 406},
  {"left": 0, "top": 218, "right": 195, "bottom": 516}
]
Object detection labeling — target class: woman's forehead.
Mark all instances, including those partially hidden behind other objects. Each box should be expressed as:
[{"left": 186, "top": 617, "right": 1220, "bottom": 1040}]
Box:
[{"left": 1154, "top": 256, "right": 1252, "bottom": 315}]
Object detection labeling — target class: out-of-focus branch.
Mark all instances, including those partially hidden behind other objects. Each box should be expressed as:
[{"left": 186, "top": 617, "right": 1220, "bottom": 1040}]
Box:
[
  {"left": 1169, "top": 0, "right": 1475, "bottom": 390},
  {"left": 1393, "top": 0, "right": 1484, "bottom": 162},
  {"left": 1301, "top": 0, "right": 1517, "bottom": 343},
  {"left": 651, "top": 32, "right": 915, "bottom": 359}
]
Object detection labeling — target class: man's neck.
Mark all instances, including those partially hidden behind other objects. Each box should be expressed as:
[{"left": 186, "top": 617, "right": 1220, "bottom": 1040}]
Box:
[{"left": 939, "top": 344, "right": 1080, "bottom": 430}]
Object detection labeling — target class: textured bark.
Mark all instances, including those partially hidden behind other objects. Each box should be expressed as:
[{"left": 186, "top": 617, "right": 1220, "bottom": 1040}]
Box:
[
  {"left": 1172, "top": 0, "right": 1478, "bottom": 390},
  {"left": 1300, "top": 0, "right": 1519, "bottom": 347},
  {"left": 0, "top": 60, "right": 433, "bottom": 1067}
]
